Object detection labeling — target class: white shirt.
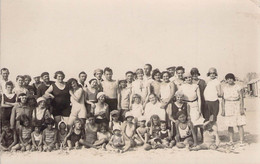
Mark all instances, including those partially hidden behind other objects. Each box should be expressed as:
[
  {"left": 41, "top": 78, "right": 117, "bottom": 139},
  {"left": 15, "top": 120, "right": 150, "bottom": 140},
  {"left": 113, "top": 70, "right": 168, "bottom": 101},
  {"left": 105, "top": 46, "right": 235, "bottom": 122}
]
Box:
[
  {"left": 0, "top": 78, "right": 9, "bottom": 94},
  {"left": 144, "top": 101, "right": 166, "bottom": 122},
  {"left": 204, "top": 79, "right": 220, "bottom": 101}
]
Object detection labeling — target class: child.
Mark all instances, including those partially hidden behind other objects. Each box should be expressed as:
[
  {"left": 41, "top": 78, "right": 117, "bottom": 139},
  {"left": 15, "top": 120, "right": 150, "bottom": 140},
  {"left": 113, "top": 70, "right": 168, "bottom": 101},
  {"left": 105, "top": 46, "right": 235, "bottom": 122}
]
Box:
[
  {"left": 175, "top": 111, "right": 197, "bottom": 149},
  {"left": 83, "top": 113, "right": 98, "bottom": 148},
  {"left": 121, "top": 112, "right": 142, "bottom": 151},
  {"left": 107, "top": 128, "right": 125, "bottom": 153},
  {"left": 118, "top": 79, "right": 131, "bottom": 120},
  {"left": 42, "top": 118, "right": 57, "bottom": 152},
  {"left": 159, "top": 121, "right": 175, "bottom": 148},
  {"left": 67, "top": 119, "right": 85, "bottom": 150},
  {"left": 0, "top": 120, "right": 18, "bottom": 151},
  {"left": 96, "top": 124, "right": 111, "bottom": 150},
  {"left": 56, "top": 121, "right": 68, "bottom": 150},
  {"left": 131, "top": 94, "right": 144, "bottom": 125},
  {"left": 136, "top": 116, "right": 149, "bottom": 145},
  {"left": 17, "top": 115, "right": 32, "bottom": 151},
  {"left": 109, "top": 110, "right": 122, "bottom": 133},
  {"left": 31, "top": 121, "right": 43, "bottom": 151}
]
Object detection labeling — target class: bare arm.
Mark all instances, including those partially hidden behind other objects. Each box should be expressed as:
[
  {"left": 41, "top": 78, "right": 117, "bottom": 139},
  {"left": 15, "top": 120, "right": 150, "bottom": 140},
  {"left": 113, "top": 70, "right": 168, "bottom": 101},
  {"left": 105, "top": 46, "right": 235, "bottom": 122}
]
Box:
[
  {"left": 196, "top": 87, "right": 201, "bottom": 114},
  {"left": 42, "top": 130, "right": 47, "bottom": 146},
  {"left": 51, "top": 130, "right": 57, "bottom": 145},
  {"left": 136, "top": 128, "right": 145, "bottom": 143},
  {"left": 69, "top": 88, "right": 83, "bottom": 102},
  {"left": 8, "top": 131, "right": 18, "bottom": 149},
  {"left": 175, "top": 122, "right": 180, "bottom": 142},
  {"left": 239, "top": 88, "right": 244, "bottom": 114},
  {"left": 10, "top": 106, "right": 16, "bottom": 129},
  {"left": 19, "top": 128, "right": 25, "bottom": 145},
  {"left": 43, "top": 85, "right": 54, "bottom": 99}
]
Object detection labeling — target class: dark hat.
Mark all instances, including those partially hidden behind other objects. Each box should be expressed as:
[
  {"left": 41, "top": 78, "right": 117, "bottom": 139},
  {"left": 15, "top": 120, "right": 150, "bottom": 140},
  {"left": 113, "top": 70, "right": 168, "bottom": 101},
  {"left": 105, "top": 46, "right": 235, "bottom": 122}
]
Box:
[{"left": 190, "top": 68, "right": 200, "bottom": 76}]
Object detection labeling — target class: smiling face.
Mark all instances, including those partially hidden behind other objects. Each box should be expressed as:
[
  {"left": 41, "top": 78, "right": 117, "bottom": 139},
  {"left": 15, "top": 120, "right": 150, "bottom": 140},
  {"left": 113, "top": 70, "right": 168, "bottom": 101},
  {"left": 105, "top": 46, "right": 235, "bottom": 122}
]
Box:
[
  {"left": 184, "top": 76, "right": 192, "bottom": 84},
  {"left": 75, "top": 121, "right": 82, "bottom": 130},
  {"left": 126, "top": 73, "right": 134, "bottom": 83},
  {"left": 17, "top": 77, "right": 24, "bottom": 87},
  {"left": 160, "top": 123, "right": 167, "bottom": 131},
  {"left": 192, "top": 73, "right": 199, "bottom": 81},
  {"left": 136, "top": 72, "right": 144, "bottom": 80},
  {"left": 176, "top": 95, "right": 183, "bottom": 103},
  {"left": 162, "top": 73, "right": 170, "bottom": 82},
  {"left": 98, "top": 95, "right": 105, "bottom": 103},
  {"left": 149, "top": 94, "right": 157, "bottom": 104},
  {"left": 226, "top": 78, "right": 235, "bottom": 85},
  {"left": 1, "top": 70, "right": 9, "bottom": 81},
  {"left": 178, "top": 114, "right": 187, "bottom": 123},
  {"left": 104, "top": 71, "right": 113, "bottom": 81},
  {"left": 144, "top": 65, "right": 152, "bottom": 76},
  {"left": 20, "top": 96, "right": 27, "bottom": 104},
  {"left": 38, "top": 100, "right": 46, "bottom": 108},
  {"left": 24, "top": 78, "right": 31, "bottom": 86},
  {"left": 154, "top": 72, "right": 161, "bottom": 82},
  {"left": 134, "top": 97, "right": 141, "bottom": 104},
  {"left": 90, "top": 79, "right": 97, "bottom": 88},
  {"left": 119, "top": 81, "right": 127, "bottom": 88},
  {"left": 176, "top": 70, "right": 184, "bottom": 79},
  {"left": 6, "top": 85, "right": 13, "bottom": 94},
  {"left": 95, "top": 72, "right": 103, "bottom": 80},
  {"left": 71, "top": 80, "right": 78, "bottom": 89},
  {"left": 79, "top": 73, "right": 87, "bottom": 83},
  {"left": 42, "top": 75, "right": 50, "bottom": 83},
  {"left": 56, "top": 74, "right": 64, "bottom": 83}
]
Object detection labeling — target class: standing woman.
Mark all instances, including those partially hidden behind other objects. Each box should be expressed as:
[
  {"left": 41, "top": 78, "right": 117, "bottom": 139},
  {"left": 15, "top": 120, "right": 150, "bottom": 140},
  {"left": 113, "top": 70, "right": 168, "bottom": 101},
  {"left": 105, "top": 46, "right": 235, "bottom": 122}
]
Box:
[
  {"left": 190, "top": 68, "right": 207, "bottom": 119},
  {"left": 149, "top": 69, "right": 162, "bottom": 99},
  {"left": 172, "top": 66, "right": 185, "bottom": 90},
  {"left": 44, "top": 71, "right": 71, "bottom": 125},
  {"left": 10, "top": 93, "right": 32, "bottom": 131},
  {"left": 221, "top": 73, "right": 246, "bottom": 145},
  {"left": 85, "top": 78, "right": 99, "bottom": 114},
  {"left": 93, "top": 92, "right": 109, "bottom": 124},
  {"left": 13, "top": 75, "right": 28, "bottom": 97},
  {"left": 67, "top": 78, "right": 87, "bottom": 127}
]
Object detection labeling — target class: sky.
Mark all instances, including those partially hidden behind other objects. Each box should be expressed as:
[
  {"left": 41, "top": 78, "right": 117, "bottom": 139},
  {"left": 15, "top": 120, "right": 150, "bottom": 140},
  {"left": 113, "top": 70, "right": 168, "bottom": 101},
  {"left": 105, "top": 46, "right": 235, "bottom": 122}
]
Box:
[{"left": 1, "top": 0, "right": 259, "bottom": 82}]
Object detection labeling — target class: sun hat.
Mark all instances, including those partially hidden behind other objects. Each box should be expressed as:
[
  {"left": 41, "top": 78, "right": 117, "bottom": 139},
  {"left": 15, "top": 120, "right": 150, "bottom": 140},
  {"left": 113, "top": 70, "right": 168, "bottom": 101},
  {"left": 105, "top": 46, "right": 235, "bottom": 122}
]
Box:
[
  {"left": 36, "top": 97, "right": 46, "bottom": 104},
  {"left": 110, "top": 110, "right": 120, "bottom": 116},
  {"left": 125, "top": 111, "right": 134, "bottom": 119},
  {"left": 96, "top": 92, "right": 106, "bottom": 99}
]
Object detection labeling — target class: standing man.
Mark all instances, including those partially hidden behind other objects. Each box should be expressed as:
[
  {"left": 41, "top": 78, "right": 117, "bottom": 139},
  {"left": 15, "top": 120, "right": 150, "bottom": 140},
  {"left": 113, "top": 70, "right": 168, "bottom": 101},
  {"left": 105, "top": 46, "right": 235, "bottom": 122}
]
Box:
[
  {"left": 101, "top": 67, "right": 118, "bottom": 112},
  {"left": 37, "top": 72, "right": 54, "bottom": 98},
  {"left": 125, "top": 71, "right": 134, "bottom": 88},
  {"left": 144, "top": 64, "right": 154, "bottom": 86},
  {"left": 167, "top": 66, "right": 176, "bottom": 82},
  {"left": 94, "top": 69, "right": 104, "bottom": 92},
  {"left": 78, "top": 71, "right": 87, "bottom": 89},
  {"left": 0, "top": 68, "right": 11, "bottom": 95}
]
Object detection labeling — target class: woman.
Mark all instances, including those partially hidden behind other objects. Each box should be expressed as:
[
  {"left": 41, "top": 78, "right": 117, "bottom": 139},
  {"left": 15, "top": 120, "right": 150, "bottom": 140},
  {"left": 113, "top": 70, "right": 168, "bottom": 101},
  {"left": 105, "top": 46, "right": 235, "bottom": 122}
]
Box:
[
  {"left": 149, "top": 69, "right": 161, "bottom": 99},
  {"left": 144, "top": 93, "right": 166, "bottom": 124},
  {"left": 221, "top": 73, "right": 246, "bottom": 146},
  {"left": 10, "top": 93, "right": 32, "bottom": 131},
  {"left": 32, "top": 97, "right": 51, "bottom": 128},
  {"left": 67, "top": 78, "right": 87, "bottom": 127},
  {"left": 85, "top": 78, "right": 98, "bottom": 114},
  {"left": 160, "top": 71, "right": 175, "bottom": 112},
  {"left": 190, "top": 68, "right": 207, "bottom": 119},
  {"left": 93, "top": 92, "right": 109, "bottom": 124},
  {"left": 44, "top": 71, "right": 71, "bottom": 125},
  {"left": 172, "top": 66, "right": 185, "bottom": 90},
  {"left": 13, "top": 75, "right": 28, "bottom": 97}
]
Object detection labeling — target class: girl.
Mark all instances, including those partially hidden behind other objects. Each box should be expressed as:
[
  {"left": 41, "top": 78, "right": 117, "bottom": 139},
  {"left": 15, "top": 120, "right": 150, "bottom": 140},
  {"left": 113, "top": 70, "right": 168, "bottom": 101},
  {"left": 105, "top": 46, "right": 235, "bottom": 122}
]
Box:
[
  {"left": 67, "top": 119, "right": 85, "bottom": 150},
  {"left": 131, "top": 94, "right": 144, "bottom": 125},
  {"left": 179, "top": 73, "right": 204, "bottom": 141},
  {"left": 107, "top": 128, "right": 125, "bottom": 153},
  {"left": 175, "top": 111, "right": 197, "bottom": 149},
  {"left": 13, "top": 75, "right": 28, "bottom": 97},
  {"left": 17, "top": 115, "right": 32, "bottom": 151},
  {"left": 130, "top": 69, "right": 148, "bottom": 105},
  {"left": 136, "top": 116, "right": 149, "bottom": 145},
  {"left": 42, "top": 118, "right": 57, "bottom": 152},
  {"left": 221, "top": 73, "right": 246, "bottom": 146},
  {"left": 93, "top": 92, "right": 109, "bottom": 124},
  {"left": 160, "top": 71, "right": 175, "bottom": 112},
  {"left": 85, "top": 78, "right": 98, "bottom": 114},
  {"left": 109, "top": 110, "right": 122, "bottom": 133},
  {"left": 10, "top": 93, "right": 31, "bottom": 131},
  {"left": 1, "top": 81, "right": 17, "bottom": 129},
  {"left": 118, "top": 79, "right": 131, "bottom": 120},
  {"left": 32, "top": 97, "right": 51, "bottom": 128},
  {"left": 31, "top": 121, "right": 43, "bottom": 151},
  {"left": 149, "top": 69, "right": 161, "bottom": 99},
  {"left": 56, "top": 121, "right": 68, "bottom": 149},
  {"left": 67, "top": 78, "right": 87, "bottom": 127},
  {"left": 0, "top": 120, "right": 18, "bottom": 151},
  {"left": 96, "top": 124, "right": 111, "bottom": 150},
  {"left": 159, "top": 121, "right": 174, "bottom": 148}
]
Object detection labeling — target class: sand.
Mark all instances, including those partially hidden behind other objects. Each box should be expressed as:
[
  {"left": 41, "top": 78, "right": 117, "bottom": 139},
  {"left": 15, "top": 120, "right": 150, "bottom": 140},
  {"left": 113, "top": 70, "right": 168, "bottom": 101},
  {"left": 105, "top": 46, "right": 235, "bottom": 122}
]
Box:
[{"left": 1, "top": 97, "right": 260, "bottom": 164}]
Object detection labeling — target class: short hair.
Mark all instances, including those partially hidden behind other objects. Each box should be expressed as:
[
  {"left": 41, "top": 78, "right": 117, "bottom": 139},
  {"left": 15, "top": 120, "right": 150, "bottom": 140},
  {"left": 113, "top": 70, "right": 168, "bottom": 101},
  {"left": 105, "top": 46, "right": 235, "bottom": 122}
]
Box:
[
  {"left": 17, "top": 93, "right": 28, "bottom": 103},
  {"left": 74, "top": 118, "right": 83, "bottom": 126},
  {"left": 125, "top": 71, "right": 134, "bottom": 76},
  {"left": 132, "top": 94, "right": 142, "bottom": 104},
  {"left": 89, "top": 78, "right": 97, "bottom": 85},
  {"left": 24, "top": 75, "right": 32, "bottom": 82},
  {"left": 19, "top": 114, "right": 31, "bottom": 126},
  {"left": 145, "top": 64, "right": 152, "bottom": 71},
  {"left": 45, "top": 118, "right": 55, "bottom": 125},
  {"left": 176, "top": 66, "right": 185, "bottom": 73},
  {"left": 151, "top": 69, "right": 161, "bottom": 80},
  {"left": 41, "top": 72, "right": 49, "bottom": 77},
  {"left": 225, "top": 73, "right": 236, "bottom": 81},
  {"left": 148, "top": 93, "right": 159, "bottom": 101},
  {"left": 160, "top": 120, "right": 167, "bottom": 125},
  {"left": 161, "top": 71, "right": 170, "bottom": 79},
  {"left": 5, "top": 81, "right": 14, "bottom": 88},
  {"left": 67, "top": 78, "right": 80, "bottom": 90},
  {"left": 118, "top": 79, "right": 127, "bottom": 84},
  {"left": 104, "top": 67, "right": 113, "bottom": 74},
  {"left": 54, "top": 71, "right": 65, "bottom": 79},
  {"left": 16, "top": 75, "right": 25, "bottom": 81},
  {"left": 32, "top": 120, "right": 43, "bottom": 128},
  {"left": 78, "top": 71, "right": 87, "bottom": 77},
  {"left": 135, "top": 68, "right": 144, "bottom": 75},
  {"left": 1, "top": 68, "right": 9, "bottom": 74}
]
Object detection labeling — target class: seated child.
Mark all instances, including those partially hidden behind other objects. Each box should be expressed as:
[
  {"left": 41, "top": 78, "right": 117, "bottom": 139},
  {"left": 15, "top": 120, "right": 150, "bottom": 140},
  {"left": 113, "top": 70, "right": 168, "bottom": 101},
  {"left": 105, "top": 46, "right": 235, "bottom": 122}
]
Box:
[
  {"left": 17, "top": 115, "right": 32, "bottom": 151},
  {"left": 109, "top": 110, "right": 122, "bottom": 133},
  {"left": 131, "top": 94, "right": 144, "bottom": 125},
  {"left": 56, "top": 121, "right": 68, "bottom": 150},
  {"left": 42, "top": 118, "right": 57, "bottom": 152},
  {"left": 67, "top": 119, "right": 85, "bottom": 150},
  {"left": 159, "top": 121, "right": 175, "bottom": 148},
  {"left": 136, "top": 116, "right": 149, "bottom": 145},
  {"left": 107, "top": 128, "right": 125, "bottom": 153},
  {"left": 95, "top": 124, "right": 111, "bottom": 150},
  {"left": 175, "top": 111, "right": 197, "bottom": 149},
  {"left": 83, "top": 113, "right": 98, "bottom": 148},
  {"left": 31, "top": 121, "right": 43, "bottom": 151},
  {"left": 0, "top": 120, "right": 18, "bottom": 151}
]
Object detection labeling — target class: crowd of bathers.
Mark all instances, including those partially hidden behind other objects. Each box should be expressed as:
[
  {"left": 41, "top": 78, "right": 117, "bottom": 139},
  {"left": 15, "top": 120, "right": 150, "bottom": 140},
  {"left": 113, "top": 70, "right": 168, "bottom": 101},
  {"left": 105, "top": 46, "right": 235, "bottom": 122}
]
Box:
[{"left": 0, "top": 65, "right": 246, "bottom": 153}]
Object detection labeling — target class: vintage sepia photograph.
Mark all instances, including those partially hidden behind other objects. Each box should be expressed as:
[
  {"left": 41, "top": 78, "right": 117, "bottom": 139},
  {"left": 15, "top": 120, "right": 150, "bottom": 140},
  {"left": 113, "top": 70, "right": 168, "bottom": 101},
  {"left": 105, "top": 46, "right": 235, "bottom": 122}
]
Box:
[{"left": 0, "top": 0, "right": 260, "bottom": 164}]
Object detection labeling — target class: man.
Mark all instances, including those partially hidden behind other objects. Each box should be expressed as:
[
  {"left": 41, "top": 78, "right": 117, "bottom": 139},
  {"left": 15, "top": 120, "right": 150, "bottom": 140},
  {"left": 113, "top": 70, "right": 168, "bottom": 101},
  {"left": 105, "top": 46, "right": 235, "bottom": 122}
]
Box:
[
  {"left": 78, "top": 71, "right": 87, "bottom": 89},
  {"left": 125, "top": 71, "right": 134, "bottom": 88},
  {"left": 37, "top": 72, "right": 54, "bottom": 98},
  {"left": 32, "top": 75, "right": 43, "bottom": 95},
  {"left": 0, "top": 68, "right": 11, "bottom": 95},
  {"left": 94, "top": 68, "right": 104, "bottom": 92},
  {"left": 167, "top": 66, "right": 176, "bottom": 81},
  {"left": 101, "top": 67, "right": 118, "bottom": 112},
  {"left": 143, "top": 64, "right": 153, "bottom": 86}
]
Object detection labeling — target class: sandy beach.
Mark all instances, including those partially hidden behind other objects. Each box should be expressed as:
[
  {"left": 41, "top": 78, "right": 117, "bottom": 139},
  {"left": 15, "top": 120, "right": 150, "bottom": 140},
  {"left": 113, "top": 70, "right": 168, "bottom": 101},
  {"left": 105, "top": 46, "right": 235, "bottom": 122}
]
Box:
[{"left": 1, "top": 97, "right": 260, "bottom": 164}]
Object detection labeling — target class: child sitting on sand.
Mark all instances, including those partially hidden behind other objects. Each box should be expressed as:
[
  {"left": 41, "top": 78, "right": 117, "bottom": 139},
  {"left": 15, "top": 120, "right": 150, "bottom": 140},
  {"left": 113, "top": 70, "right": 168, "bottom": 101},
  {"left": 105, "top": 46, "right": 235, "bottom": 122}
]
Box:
[
  {"left": 107, "top": 128, "right": 125, "bottom": 153},
  {"left": 17, "top": 115, "right": 32, "bottom": 151},
  {"left": 0, "top": 121, "right": 18, "bottom": 151},
  {"left": 109, "top": 110, "right": 122, "bottom": 133},
  {"left": 96, "top": 124, "right": 111, "bottom": 150},
  {"left": 56, "top": 121, "right": 68, "bottom": 150},
  {"left": 31, "top": 121, "right": 43, "bottom": 151},
  {"left": 131, "top": 94, "right": 144, "bottom": 125},
  {"left": 175, "top": 111, "right": 197, "bottom": 150},
  {"left": 42, "top": 118, "right": 57, "bottom": 152},
  {"left": 159, "top": 121, "right": 175, "bottom": 148},
  {"left": 67, "top": 119, "right": 85, "bottom": 150},
  {"left": 136, "top": 116, "right": 149, "bottom": 145}
]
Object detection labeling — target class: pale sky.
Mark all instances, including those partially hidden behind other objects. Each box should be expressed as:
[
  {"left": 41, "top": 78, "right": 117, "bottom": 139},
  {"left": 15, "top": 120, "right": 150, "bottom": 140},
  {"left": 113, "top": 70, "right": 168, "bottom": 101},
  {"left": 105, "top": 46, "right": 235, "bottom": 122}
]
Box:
[{"left": 1, "top": 0, "right": 259, "bottom": 82}]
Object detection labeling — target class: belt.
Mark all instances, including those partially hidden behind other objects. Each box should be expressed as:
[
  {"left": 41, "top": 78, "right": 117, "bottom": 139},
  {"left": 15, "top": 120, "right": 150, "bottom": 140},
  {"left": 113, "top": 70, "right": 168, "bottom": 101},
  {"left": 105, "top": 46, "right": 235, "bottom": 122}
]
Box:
[{"left": 184, "top": 98, "right": 198, "bottom": 103}]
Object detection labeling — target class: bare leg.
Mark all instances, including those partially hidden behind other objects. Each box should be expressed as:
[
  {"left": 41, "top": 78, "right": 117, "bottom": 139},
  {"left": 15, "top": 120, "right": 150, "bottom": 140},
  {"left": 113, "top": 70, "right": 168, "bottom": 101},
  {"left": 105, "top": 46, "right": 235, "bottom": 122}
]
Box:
[
  {"left": 54, "top": 116, "right": 61, "bottom": 129},
  {"left": 228, "top": 127, "right": 234, "bottom": 143},
  {"left": 238, "top": 126, "right": 245, "bottom": 143}
]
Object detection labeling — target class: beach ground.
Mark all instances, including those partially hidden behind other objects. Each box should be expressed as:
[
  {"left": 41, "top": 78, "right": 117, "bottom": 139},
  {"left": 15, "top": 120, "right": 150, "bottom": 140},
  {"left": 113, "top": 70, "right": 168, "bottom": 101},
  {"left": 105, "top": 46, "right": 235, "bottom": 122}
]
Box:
[{"left": 1, "top": 97, "right": 260, "bottom": 164}]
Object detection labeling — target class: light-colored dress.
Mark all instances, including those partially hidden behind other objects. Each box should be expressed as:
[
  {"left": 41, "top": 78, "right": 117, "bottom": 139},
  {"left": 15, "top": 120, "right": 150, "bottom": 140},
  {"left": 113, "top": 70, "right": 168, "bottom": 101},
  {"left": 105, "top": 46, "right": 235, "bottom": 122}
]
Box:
[
  {"left": 223, "top": 84, "right": 246, "bottom": 127},
  {"left": 70, "top": 88, "right": 87, "bottom": 118},
  {"left": 144, "top": 101, "right": 166, "bottom": 122},
  {"left": 131, "top": 79, "right": 148, "bottom": 103},
  {"left": 131, "top": 103, "right": 143, "bottom": 121},
  {"left": 179, "top": 83, "right": 204, "bottom": 126}
]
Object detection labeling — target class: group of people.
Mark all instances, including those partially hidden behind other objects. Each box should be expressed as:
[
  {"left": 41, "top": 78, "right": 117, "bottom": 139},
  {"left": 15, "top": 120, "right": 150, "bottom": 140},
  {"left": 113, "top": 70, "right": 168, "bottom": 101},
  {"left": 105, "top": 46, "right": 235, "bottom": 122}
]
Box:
[{"left": 0, "top": 64, "right": 246, "bottom": 153}]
